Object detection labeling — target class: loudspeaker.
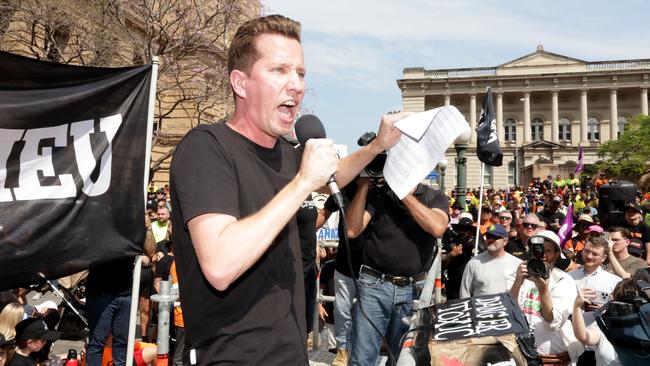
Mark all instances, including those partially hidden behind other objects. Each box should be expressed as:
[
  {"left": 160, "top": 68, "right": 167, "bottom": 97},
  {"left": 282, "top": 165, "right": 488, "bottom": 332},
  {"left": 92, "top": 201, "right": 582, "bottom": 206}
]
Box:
[{"left": 598, "top": 181, "right": 637, "bottom": 229}]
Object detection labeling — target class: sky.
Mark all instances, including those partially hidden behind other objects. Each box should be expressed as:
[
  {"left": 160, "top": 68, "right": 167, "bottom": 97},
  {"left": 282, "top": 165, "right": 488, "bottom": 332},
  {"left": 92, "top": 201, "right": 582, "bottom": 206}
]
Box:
[{"left": 263, "top": 0, "right": 650, "bottom": 152}]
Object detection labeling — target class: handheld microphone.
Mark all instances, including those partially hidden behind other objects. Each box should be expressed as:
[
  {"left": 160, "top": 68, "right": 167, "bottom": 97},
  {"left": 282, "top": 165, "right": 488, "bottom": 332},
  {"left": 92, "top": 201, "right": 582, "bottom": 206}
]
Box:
[{"left": 294, "top": 114, "right": 344, "bottom": 209}]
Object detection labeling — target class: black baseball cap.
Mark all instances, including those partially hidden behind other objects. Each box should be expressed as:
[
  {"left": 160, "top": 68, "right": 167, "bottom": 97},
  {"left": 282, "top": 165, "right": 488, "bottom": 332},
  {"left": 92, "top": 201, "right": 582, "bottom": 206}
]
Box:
[
  {"left": 15, "top": 318, "right": 59, "bottom": 341},
  {"left": 0, "top": 333, "right": 12, "bottom": 348},
  {"left": 624, "top": 202, "right": 643, "bottom": 214}
]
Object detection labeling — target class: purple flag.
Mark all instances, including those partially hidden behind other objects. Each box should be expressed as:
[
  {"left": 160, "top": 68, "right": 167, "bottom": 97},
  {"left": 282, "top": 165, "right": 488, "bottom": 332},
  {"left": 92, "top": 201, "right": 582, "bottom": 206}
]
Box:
[
  {"left": 575, "top": 147, "right": 584, "bottom": 173},
  {"left": 558, "top": 203, "right": 574, "bottom": 248}
]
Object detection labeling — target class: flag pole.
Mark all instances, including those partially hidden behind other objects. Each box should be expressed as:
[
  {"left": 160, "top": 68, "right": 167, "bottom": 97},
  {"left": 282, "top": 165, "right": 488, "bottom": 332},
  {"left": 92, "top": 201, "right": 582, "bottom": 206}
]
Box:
[
  {"left": 126, "top": 56, "right": 159, "bottom": 366},
  {"left": 474, "top": 162, "right": 485, "bottom": 256}
]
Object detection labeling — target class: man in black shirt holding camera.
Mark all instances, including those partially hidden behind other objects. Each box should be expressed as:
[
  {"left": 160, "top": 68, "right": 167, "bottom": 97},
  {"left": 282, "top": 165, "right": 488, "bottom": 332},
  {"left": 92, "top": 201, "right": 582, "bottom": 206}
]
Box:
[{"left": 346, "top": 178, "right": 448, "bottom": 365}]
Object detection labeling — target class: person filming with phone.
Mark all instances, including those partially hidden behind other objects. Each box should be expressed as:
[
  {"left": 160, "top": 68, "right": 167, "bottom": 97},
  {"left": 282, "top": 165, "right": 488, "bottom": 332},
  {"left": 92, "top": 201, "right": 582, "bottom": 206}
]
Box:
[{"left": 509, "top": 230, "right": 580, "bottom": 365}]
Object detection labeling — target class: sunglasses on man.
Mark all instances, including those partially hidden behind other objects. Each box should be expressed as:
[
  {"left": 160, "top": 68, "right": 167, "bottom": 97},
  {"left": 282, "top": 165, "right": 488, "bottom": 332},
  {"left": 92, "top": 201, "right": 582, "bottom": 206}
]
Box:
[
  {"left": 522, "top": 222, "right": 538, "bottom": 229},
  {"left": 499, "top": 216, "right": 512, "bottom": 221}
]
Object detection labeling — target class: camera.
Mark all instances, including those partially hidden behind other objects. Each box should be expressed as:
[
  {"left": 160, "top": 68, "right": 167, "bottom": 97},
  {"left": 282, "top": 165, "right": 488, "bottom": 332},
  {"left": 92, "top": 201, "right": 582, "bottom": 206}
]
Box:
[
  {"left": 357, "top": 131, "right": 386, "bottom": 178},
  {"left": 527, "top": 236, "right": 549, "bottom": 279}
]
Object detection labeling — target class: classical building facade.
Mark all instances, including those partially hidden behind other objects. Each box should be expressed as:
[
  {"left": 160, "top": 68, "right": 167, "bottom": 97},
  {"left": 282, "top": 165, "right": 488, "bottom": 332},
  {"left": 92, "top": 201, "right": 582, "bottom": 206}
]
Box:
[{"left": 398, "top": 46, "right": 650, "bottom": 190}]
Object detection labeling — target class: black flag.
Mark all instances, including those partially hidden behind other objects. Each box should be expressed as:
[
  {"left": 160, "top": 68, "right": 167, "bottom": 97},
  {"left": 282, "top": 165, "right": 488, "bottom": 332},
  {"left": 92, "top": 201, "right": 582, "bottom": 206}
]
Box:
[
  {"left": 0, "top": 51, "right": 152, "bottom": 290},
  {"left": 476, "top": 87, "right": 503, "bottom": 166}
]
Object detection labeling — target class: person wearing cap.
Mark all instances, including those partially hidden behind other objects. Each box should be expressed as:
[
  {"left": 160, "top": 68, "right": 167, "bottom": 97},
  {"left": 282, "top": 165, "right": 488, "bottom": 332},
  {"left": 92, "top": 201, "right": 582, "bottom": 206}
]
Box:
[
  {"left": 443, "top": 214, "right": 485, "bottom": 300},
  {"left": 602, "top": 227, "right": 648, "bottom": 278},
  {"left": 537, "top": 196, "right": 565, "bottom": 233},
  {"left": 479, "top": 206, "right": 493, "bottom": 235},
  {"left": 506, "top": 214, "right": 542, "bottom": 260},
  {"left": 0, "top": 334, "right": 12, "bottom": 366},
  {"left": 459, "top": 224, "right": 522, "bottom": 298},
  {"left": 620, "top": 202, "right": 650, "bottom": 265},
  {"left": 509, "top": 230, "right": 581, "bottom": 363},
  {"left": 564, "top": 214, "right": 595, "bottom": 262},
  {"left": 8, "top": 318, "right": 59, "bottom": 366}
]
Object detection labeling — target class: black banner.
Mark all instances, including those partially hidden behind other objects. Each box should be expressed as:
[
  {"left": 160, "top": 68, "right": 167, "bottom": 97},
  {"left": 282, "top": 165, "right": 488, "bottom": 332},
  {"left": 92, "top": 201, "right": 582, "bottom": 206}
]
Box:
[
  {"left": 432, "top": 293, "right": 529, "bottom": 341},
  {"left": 0, "top": 51, "right": 152, "bottom": 290},
  {"left": 476, "top": 87, "right": 503, "bottom": 166}
]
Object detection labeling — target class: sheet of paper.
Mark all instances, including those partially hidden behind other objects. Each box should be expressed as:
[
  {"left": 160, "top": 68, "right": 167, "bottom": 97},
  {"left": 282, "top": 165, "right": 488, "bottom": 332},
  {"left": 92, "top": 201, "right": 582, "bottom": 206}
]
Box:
[{"left": 384, "top": 106, "right": 470, "bottom": 199}]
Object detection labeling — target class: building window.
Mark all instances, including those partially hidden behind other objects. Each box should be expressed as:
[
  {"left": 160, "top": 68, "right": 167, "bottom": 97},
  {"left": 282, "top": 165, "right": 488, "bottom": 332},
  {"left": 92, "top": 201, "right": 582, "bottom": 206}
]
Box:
[
  {"left": 482, "top": 164, "right": 493, "bottom": 186},
  {"left": 618, "top": 115, "right": 628, "bottom": 137},
  {"left": 531, "top": 117, "right": 544, "bottom": 141},
  {"left": 559, "top": 117, "right": 571, "bottom": 141},
  {"left": 507, "top": 160, "right": 516, "bottom": 186},
  {"left": 588, "top": 117, "right": 600, "bottom": 141},
  {"left": 504, "top": 118, "right": 516, "bottom": 142}
]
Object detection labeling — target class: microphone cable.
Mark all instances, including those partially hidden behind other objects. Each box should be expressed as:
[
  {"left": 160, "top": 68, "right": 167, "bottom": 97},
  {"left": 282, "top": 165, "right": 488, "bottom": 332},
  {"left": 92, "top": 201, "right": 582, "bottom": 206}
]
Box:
[{"left": 336, "top": 204, "right": 398, "bottom": 365}]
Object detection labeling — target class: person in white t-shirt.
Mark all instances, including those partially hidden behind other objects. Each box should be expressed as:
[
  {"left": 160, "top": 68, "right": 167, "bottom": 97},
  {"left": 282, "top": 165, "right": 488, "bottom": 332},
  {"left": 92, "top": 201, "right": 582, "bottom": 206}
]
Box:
[
  {"left": 460, "top": 224, "right": 521, "bottom": 298},
  {"left": 509, "top": 230, "right": 582, "bottom": 363},
  {"left": 569, "top": 236, "right": 622, "bottom": 321}
]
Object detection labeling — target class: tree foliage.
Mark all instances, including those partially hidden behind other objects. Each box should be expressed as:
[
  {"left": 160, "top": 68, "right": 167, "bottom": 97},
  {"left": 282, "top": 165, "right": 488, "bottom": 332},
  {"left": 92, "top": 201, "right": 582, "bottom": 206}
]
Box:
[{"left": 597, "top": 114, "right": 650, "bottom": 186}]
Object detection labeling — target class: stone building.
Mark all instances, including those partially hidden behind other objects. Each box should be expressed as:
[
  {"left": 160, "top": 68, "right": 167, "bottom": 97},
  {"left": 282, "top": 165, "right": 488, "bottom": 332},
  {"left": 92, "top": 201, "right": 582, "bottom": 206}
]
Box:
[{"left": 397, "top": 45, "right": 650, "bottom": 189}]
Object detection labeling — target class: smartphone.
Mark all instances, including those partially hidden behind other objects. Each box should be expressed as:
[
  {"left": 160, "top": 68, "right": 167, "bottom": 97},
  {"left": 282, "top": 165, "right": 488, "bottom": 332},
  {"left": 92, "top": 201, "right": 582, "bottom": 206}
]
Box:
[
  {"left": 592, "top": 290, "right": 610, "bottom": 305},
  {"left": 603, "top": 231, "right": 610, "bottom": 241}
]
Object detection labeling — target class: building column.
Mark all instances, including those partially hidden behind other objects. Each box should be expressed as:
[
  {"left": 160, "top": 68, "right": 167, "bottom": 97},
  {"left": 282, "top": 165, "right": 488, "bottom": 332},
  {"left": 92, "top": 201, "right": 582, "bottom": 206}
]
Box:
[
  {"left": 444, "top": 95, "right": 451, "bottom": 106},
  {"left": 469, "top": 94, "right": 477, "bottom": 143},
  {"left": 610, "top": 89, "right": 618, "bottom": 140},
  {"left": 551, "top": 91, "right": 559, "bottom": 143},
  {"left": 642, "top": 88, "right": 649, "bottom": 115},
  {"left": 523, "top": 92, "right": 531, "bottom": 143},
  {"left": 580, "top": 90, "right": 588, "bottom": 144},
  {"left": 402, "top": 95, "right": 426, "bottom": 112},
  {"left": 496, "top": 92, "right": 504, "bottom": 143}
]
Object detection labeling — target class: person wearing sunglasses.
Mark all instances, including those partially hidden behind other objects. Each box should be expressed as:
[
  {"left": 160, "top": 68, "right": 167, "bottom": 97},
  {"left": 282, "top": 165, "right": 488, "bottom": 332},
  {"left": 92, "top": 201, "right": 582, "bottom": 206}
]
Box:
[
  {"left": 506, "top": 214, "right": 542, "bottom": 260},
  {"left": 459, "top": 224, "right": 521, "bottom": 298},
  {"left": 498, "top": 211, "right": 514, "bottom": 234}
]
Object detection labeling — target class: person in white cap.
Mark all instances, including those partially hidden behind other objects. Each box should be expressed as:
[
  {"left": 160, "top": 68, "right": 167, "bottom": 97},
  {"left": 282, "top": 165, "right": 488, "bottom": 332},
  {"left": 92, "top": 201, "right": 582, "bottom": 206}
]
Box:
[{"left": 509, "top": 230, "right": 581, "bottom": 364}]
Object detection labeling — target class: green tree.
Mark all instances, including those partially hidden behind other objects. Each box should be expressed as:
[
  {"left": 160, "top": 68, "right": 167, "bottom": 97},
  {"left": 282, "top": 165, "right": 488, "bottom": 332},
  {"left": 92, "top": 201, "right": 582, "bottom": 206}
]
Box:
[{"left": 596, "top": 115, "right": 650, "bottom": 189}]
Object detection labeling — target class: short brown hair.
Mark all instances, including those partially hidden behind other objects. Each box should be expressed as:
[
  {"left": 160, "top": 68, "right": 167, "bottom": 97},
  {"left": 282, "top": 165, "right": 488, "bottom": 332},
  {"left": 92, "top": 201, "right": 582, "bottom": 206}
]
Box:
[
  {"left": 227, "top": 14, "right": 301, "bottom": 75},
  {"left": 609, "top": 226, "right": 631, "bottom": 239},
  {"left": 587, "top": 236, "right": 610, "bottom": 256}
]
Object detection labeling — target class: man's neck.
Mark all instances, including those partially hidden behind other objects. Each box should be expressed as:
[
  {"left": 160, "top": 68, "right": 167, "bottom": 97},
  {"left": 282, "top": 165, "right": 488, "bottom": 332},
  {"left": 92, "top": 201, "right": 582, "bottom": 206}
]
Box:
[
  {"left": 583, "top": 265, "right": 599, "bottom": 275},
  {"left": 615, "top": 250, "right": 630, "bottom": 262},
  {"left": 227, "top": 115, "right": 277, "bottom": 148}
]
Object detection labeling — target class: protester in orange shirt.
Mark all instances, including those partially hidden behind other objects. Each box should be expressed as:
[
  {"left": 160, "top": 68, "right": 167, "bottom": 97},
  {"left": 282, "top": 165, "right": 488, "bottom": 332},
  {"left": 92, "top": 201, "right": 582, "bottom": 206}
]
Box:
[{"left": 594, "top": 173, "right": 608, "bottom": 190}]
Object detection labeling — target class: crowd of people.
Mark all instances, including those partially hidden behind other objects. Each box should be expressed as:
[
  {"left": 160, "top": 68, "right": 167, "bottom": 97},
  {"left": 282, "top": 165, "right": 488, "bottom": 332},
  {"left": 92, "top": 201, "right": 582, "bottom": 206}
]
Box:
[{"left": 3, "top": 12, "right": 650, "bottom": 366}]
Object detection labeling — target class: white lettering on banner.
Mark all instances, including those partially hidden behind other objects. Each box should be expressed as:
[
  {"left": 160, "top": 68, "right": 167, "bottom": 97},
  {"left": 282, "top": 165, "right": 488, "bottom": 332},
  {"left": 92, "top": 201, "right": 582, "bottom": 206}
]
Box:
[
  {"left": 433, "top": 296, "right": 514, "bottom": 341},
  {"left": 0, "top": 114, "right": 122, "bottom": 202},
  {"left": 0, "top": 129, "right": 24, "bottom": 202}
]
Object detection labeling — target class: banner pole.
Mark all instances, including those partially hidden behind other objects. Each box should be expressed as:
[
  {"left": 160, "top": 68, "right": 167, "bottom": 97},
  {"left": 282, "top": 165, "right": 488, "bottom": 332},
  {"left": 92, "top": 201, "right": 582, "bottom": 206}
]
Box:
[
  {"left": 474, "top": 163, "right": 485, "bottom": 256},
  {"left": 126, "top": 56, "right": 160, "bottom": 366}
]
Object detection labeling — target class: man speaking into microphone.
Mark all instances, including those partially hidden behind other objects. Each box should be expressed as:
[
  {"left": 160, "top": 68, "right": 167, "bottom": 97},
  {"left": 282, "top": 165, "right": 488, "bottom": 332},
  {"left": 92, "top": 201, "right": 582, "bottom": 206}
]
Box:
[{"left": 169, "top": 15, "right": 405, "bottom": 365}]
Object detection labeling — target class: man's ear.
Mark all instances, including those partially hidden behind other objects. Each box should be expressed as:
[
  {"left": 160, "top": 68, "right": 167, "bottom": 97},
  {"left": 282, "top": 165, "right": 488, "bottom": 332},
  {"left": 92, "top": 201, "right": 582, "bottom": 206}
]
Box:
[{"left": 230, "top": 69, "right": 247, "bottom": 99}]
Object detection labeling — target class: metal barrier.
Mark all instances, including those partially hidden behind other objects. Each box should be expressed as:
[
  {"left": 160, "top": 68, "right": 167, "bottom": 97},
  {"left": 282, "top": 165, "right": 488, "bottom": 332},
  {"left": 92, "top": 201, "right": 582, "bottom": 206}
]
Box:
[
  {"left": 150, "top": 280, "right": 178, "bottom": 366},
  {"left": 311, "top": 240, "right": 339, "bottom": 350}
]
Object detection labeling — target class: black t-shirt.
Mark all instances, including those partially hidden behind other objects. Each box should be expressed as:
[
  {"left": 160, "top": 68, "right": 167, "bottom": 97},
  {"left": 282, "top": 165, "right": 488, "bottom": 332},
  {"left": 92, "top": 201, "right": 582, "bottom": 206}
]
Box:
[
  {"left": 297, "top": 197, "right": 318, "bottom": 273},
  {"left": 170, "top": 123, "right": 307, "bottom": 365},
  {"left": 362, "top": 184, "right": 448, "bottom": 276},
  {"left": 7, "top": 353, "right": 36, "bottom": 366},
  {"left": 506, "top": 237, "right": 530, "bottom": 260},
  {"left": 324, "top": 183, "right": 364, "bottom": 279},
  {"left": 154, "top": 255, "right": 174, "bottom": 281},
  {"left": 86, "top": 257, "right": 134, "bottom": 297},
  {"left": 620, "top": 220, "right": 650, "bottom": 258},
  {"left": 537, "top": 210, "right": 565, "bottom": 229}
]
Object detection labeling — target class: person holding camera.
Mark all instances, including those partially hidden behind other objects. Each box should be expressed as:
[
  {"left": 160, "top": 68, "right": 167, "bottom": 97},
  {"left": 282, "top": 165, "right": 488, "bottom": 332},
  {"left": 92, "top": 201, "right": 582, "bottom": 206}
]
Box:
[
  {"left": 346, "top": 179, "right": 448, "bottom": 365},
  {"left": 509, "top": 230, "right": 580, "bottom": 364}
]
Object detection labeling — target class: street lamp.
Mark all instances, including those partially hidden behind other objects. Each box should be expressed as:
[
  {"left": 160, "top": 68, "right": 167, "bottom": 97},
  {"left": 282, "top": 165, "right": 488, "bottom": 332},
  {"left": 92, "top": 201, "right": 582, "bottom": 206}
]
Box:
[
  {"left": 454, "top": 124, "right": 472, "bottom": 210},
  {"left": 438, "top": 158, "right": 448, "bottom": 192}
]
